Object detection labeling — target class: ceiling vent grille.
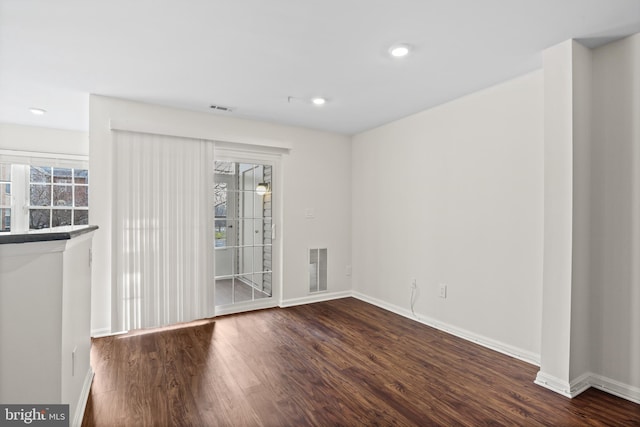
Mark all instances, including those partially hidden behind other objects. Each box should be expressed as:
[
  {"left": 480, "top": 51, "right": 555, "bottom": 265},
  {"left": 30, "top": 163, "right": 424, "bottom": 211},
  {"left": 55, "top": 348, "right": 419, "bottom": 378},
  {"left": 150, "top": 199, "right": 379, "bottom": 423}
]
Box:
[{"left": 209, "top": 104, "right": 234, "bottom": 112}]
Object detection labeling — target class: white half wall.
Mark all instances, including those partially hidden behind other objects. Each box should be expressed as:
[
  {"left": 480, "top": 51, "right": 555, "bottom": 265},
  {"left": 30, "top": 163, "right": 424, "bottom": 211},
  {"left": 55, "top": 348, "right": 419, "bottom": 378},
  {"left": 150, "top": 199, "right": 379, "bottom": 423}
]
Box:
[
  {"left": 352, "top": 71, "right": 544, "bottom": 360},
  {"left": 89, "top": 96, "right": 352, "bottom": 334}
]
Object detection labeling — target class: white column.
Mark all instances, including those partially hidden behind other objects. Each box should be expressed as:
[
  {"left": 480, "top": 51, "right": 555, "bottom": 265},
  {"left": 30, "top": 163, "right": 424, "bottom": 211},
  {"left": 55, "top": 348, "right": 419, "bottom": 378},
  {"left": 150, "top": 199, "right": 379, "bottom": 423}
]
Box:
[{"left": 536, "top": 40, "right": 593, "bottom": 397}]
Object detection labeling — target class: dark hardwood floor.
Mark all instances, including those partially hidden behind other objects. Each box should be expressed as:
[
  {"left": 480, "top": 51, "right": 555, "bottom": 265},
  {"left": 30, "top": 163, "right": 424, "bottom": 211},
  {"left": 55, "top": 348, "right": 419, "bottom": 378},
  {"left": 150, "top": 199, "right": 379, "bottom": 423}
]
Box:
[{"left": 82, "top": 298, "right": 640, "bottom": 426}]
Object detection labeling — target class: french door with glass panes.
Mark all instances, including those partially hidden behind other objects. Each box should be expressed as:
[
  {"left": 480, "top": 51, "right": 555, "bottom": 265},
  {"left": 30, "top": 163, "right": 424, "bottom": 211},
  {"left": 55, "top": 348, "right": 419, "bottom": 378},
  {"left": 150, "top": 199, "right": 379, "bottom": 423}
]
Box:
[{"left": 214, "top": 158, "right": 277, "bottom": 314}]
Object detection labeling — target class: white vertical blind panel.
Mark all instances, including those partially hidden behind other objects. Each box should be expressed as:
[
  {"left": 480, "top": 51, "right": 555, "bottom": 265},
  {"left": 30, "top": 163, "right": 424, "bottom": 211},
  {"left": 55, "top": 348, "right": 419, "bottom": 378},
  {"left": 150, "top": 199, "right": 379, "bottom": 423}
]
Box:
[{"left": 114, "top": 131, "right": 214, "bottom": 330}]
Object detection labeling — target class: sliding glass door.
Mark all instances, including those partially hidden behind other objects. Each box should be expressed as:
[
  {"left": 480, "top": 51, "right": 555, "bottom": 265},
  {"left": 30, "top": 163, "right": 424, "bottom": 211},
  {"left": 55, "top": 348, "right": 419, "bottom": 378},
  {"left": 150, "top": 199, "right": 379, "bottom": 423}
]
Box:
[{"left": 214, "top": 158, "right": 276, "bottom": 314}]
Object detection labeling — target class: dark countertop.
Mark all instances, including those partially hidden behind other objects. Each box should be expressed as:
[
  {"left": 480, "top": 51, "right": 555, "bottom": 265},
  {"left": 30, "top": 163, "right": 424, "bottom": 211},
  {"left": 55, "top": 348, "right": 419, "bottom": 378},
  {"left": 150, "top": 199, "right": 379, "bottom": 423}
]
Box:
[{"left": 0, "top": 225, "right": 98, "bottom": 245}]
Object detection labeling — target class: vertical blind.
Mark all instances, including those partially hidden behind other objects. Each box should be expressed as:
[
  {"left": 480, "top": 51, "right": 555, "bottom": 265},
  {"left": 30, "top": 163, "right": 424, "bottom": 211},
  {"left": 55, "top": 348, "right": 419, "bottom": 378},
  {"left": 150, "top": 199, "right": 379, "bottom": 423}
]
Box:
[{"left": 113, "top": 131, "right": 214, "bottom": 330}]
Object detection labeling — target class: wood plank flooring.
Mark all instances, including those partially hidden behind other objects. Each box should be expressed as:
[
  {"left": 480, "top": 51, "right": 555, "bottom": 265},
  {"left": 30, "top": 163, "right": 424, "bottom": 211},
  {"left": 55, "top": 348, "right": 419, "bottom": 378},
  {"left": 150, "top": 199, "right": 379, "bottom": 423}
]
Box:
[{"left": 82, "top": 298, "right": 640, "bottom": 426}]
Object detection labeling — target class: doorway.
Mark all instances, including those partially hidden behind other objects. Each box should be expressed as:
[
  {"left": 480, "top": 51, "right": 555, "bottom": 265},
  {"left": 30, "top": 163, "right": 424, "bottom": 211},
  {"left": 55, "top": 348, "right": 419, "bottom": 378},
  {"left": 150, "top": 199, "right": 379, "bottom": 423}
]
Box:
[{"left": 214, "top": 160, "right": 275, "bottom": 312}]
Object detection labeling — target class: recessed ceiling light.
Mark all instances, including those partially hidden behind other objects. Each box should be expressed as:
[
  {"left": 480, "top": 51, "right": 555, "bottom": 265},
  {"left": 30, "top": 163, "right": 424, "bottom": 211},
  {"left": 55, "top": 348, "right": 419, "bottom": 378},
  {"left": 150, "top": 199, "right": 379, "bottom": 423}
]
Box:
[
  {"left": 311, "top": 97, "right": 326, "bottom": 106},
  {"left": 389, "top": 44, "right": 411, "bottom": 58},
  {"left": 29, "top": 107, "right": 47, "bottom": 115}
]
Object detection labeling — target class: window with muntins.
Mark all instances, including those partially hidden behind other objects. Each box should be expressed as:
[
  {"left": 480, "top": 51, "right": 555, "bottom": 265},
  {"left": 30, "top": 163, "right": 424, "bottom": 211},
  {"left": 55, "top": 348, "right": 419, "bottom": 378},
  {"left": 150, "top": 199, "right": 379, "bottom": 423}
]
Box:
[
  {"left": 29, "top": 166, "right": 89, "bottom": 229},
  {"left": 0, "top": 163, "right": 89, "bottom": 232}
]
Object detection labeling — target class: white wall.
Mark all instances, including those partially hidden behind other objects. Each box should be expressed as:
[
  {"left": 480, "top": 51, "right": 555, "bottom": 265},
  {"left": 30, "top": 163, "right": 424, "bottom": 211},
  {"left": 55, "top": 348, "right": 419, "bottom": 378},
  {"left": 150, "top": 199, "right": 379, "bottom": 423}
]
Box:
[
  {"left": 89, "top": 95, "right": 352, "bottom": 334},
  {"left": 590, "top": 33, "right": 640, "bottom": 391},
  {"left": 0, "top": 122, "right": 88, "bottom": 155},
  {"left": 538, "top": 34, "right": 640, "bottom": 402},
  {"left": 352, "top": 71, "right": 544, "bottom": 361}
]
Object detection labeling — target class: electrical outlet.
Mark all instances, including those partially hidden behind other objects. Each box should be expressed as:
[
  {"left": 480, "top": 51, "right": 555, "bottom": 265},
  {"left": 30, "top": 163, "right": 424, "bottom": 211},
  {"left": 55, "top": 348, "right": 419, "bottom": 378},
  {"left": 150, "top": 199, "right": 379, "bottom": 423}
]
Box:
[{"left": 439, "top": 283, "right": 447, "bottom": 298}]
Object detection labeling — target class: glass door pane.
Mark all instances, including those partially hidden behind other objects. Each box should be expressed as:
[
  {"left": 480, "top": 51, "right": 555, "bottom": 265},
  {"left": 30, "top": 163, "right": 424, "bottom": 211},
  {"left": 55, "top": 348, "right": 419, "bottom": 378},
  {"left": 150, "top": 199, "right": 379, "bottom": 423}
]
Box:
[{"left": 214, "top": 161, "right": 273, "bottom": 309}]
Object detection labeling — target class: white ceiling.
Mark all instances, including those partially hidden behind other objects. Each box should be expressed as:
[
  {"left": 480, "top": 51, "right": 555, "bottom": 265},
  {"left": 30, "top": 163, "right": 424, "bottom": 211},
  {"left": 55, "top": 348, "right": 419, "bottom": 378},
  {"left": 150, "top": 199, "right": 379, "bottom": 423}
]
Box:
[{"left": 1, "top": 0, "right": 639, "bottom": 135}]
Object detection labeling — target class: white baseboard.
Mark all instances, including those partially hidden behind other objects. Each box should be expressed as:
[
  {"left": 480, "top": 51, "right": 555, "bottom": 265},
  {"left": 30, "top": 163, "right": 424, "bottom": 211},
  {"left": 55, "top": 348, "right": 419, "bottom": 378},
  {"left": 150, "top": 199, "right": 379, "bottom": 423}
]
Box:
[
  {"left": 534, "top": 371, "right": 575, "bottom": 398},
  {"left": 568, "top": 372, "right": 592, "bottom": 397},
  {"left": 589, "top": 373, "right": 640, "bottom": 404},
  {"left": 352, "top": 291, "right": 541, "bottom": 366},
  {"left": 535, "top": 370, "right": 640, "bottom": 404},
  {"left": 73, "top": 367, "right": 94, "bottom": 427},
  {"left": 280, "top": 291, "right": 352, "bottom": 308},
  {"left": 90, "top": 327, "right": 112, "bottom": 338}
]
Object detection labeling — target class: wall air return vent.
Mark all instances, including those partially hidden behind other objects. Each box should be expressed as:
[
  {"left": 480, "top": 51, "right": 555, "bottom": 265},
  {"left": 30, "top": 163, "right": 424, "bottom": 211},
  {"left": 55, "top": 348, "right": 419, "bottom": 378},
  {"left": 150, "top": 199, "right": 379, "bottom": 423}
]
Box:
[{"left": 309, "top": 248, "right": 327, "bottom": 293}]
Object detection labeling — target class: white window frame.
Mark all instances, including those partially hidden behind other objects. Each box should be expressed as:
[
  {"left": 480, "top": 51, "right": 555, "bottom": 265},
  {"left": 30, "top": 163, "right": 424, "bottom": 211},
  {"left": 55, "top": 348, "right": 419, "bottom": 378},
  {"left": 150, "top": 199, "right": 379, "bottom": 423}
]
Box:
[
  {"left": 27, "top": 165, "right": 89, "bottom": 229},
  {"left": 0, "top": 150, "right": 89, "bottom": 233}
]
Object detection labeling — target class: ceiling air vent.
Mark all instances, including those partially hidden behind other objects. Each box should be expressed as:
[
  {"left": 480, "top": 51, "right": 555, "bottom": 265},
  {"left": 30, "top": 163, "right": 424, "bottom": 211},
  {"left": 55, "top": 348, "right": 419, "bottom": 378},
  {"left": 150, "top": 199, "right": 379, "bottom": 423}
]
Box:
[{"left": 209, "top": 104, "right": 234, "bottom": 112}]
